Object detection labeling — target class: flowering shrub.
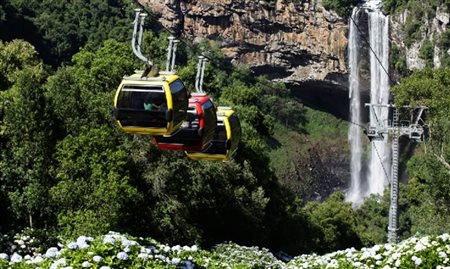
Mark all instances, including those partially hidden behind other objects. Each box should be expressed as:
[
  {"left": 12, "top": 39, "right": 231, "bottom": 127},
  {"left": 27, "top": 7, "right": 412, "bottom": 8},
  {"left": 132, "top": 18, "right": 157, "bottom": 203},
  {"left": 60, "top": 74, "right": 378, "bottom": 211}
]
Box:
[
  {"left": 0, "top": 229, "right": 40, "bottom": 259},
  {"left": 0, "top": 232, "right": 449, "bottom": 268},
  {"left": 288, "top": 234, "right": 450, "bottom": 269}
]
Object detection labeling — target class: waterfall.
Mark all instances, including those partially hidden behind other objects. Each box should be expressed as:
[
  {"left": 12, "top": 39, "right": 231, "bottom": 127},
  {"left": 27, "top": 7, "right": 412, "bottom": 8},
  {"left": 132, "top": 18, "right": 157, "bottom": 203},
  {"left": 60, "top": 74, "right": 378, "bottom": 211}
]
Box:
[
  {"left": 347, "top": 1, "right": 390, "bottom": 205},
  {"left": 346, "top": 7, "right": 364, "bottom": 205},
  {"left": 367, "top": 8, "right": 391, "bottom": 196}
]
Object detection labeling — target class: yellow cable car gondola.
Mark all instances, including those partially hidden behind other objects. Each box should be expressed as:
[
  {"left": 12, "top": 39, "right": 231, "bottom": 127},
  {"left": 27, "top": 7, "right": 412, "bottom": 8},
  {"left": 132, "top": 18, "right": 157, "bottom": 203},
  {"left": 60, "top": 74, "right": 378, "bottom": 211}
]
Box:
[
  {"left": 113, "top": 9, "right": 189, "bottom": 135},
  {"left": 185, "top": 107, "right": 241, "bottom": 161},
  {"left": 113, "top": 74, "right": 189, "bottom": 135}
]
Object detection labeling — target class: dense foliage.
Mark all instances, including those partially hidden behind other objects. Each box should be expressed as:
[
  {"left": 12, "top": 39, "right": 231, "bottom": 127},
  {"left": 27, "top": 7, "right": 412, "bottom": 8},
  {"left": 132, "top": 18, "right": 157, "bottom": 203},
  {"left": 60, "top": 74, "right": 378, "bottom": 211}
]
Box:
[
  {"left": 392, "top": 67, "right": 450, "bottom": 210},
  {"left": 321, "top": 0, "right": 360, "bottom": 18},
  {"left": 0, "top": 0, "right": 135, "bottom": 66},
  {"left": 382, "top": 0, "right": 448, "bottom": 15}
]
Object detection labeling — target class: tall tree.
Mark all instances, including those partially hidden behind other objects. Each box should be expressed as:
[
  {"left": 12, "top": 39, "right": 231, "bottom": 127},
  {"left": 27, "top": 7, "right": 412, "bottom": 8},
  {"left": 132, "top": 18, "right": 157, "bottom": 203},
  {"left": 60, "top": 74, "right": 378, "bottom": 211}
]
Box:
[
  {"left": 50, "top": 126, "right": 138, "bottom": 237},
  {"left": 0, "top": 40, "right": 52, "bottom": 229},
  {"left": 393, "top": 67, "right": 450, "bottom": 207}
]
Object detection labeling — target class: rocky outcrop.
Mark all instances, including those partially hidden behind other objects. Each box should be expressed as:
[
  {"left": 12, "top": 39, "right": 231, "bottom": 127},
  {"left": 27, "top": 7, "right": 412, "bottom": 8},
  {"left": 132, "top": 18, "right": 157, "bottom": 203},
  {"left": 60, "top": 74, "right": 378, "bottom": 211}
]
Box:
[
  {"left": 390, "top": 6, "right": 449, "bottom": 70},
  {"left": 140, "top": 0, "right": 351, "bottom": 118}
]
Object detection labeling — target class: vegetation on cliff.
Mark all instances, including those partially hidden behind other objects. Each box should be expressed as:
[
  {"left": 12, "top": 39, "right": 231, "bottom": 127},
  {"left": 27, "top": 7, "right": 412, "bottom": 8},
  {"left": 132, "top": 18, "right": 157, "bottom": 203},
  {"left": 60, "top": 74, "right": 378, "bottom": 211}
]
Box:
[
  {"left": 383, "top": 0, "right": 449, "bottom": 72},
  {"left": 322, "top": 0, "right": 360, "bottom": 18}
]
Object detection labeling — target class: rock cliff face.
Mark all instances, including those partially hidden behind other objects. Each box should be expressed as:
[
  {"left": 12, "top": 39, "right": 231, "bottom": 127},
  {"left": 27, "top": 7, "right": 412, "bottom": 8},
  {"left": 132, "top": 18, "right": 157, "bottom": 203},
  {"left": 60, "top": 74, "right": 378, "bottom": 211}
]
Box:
[
  {"left": 390, "top": 6, "right": 449, "bottom": 70},
  {"left": 139, "top": 0, "right": 351, "bottom": 118}
]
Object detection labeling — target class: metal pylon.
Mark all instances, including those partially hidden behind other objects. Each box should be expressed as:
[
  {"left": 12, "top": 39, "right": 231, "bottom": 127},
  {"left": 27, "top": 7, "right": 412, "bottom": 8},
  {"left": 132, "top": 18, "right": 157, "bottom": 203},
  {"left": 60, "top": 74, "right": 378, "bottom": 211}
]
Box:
[
  {"left": 388, "top": 107, "right": 400, "bottom": 243},
  {"left": 365, "top": 103, "right": 427, "bottom": 244}
]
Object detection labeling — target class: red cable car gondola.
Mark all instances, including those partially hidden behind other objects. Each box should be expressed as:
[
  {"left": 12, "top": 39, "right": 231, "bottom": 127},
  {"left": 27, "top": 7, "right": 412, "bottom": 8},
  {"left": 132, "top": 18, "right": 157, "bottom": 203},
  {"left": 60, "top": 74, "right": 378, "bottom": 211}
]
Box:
[{"left": 152, "top": 93, "right": 217, "bottom": 151}]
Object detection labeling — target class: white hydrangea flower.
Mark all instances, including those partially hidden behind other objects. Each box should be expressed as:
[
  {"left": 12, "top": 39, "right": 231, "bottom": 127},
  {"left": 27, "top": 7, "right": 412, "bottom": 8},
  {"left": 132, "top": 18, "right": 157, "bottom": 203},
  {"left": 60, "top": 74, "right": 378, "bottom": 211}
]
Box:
[
  {"left": 100, "top": 267, "right": 111, "bottom": 269},
  {"left": 45, "top": 247, "right": 60, "bottom": 258},
  {"left": 439, "top": 252, "right": 448, "bottom": 258},
  {"left": 360, "top": 251, "right": 371, "bottom": 260},
  {"left": 103, "top": 235, "right": 115, "bottom": 245},
  {"left": 392, "top": 252, "right": 401, "bottom": 260},
  {"left": 184, "top": 261, "right": 194, "bottom": 269},
  {"left": 50, "top": 258, "right": 66, "bottom": 269},
  {"left": 79, "top": 242, "right": 89, "bottom": 249},
  {"left": 117, "top": 251, "right": 128, "bottom": 260},
  {"left": 93, "top": 256, "right": 103, "bottom": 263},
  {"left": 191, "top": 245, "right": 198, "bottom": 252},
  {"left": 414, "top": 243, "right": 427, "bottom": 252},
  {"left": 138, "top": 253, "right": 149, "bottom": 260},
  {"left": 171, "top": 257, "right": 181, "bottom": 265},
  {"left": 10, "top": 253, "right": 23, "bottom": 263},
  {"left": 438, "top": 233, "right": 450, "bottom": 242},
  {"left": 385, "top": 244, "right": 392, "bottom": 251},
  {"left": 67, "top": 242, "right": 78, "bottom": 250},
  {"left": 326, "top": 259, "right": 338, "bottom": 268},
  {"left": 171, "top": 245, "right": 181, "bottom": 252},
  {"left": 121, "top": 238, "right": 131, "bottom": 247},
  {"left": 155, "top": 254, "right": 165, "bottom": 260},
  {"left": 0, "top": 253, "right": 9, "bottom": 260},
  {"left": 32, "top": 256, "right": 44, "bottom": 264},
  {"left": 163, "top": 245, "right": 171, "bottom": 252},
  {"left": 415, "top": 257, "right": 422, "bottom": 266},
  {"left": 81, "top": 261, "right": 91, "bottom": 267}
]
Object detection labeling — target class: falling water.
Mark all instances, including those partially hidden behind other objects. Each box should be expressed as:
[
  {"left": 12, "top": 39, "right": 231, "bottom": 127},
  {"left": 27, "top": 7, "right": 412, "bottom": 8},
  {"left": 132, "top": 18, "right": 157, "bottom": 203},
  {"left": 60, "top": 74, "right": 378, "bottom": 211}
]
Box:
[
  {"left": 347, "top": 1, "right": 391, "bottom": 205},
  {"left": 367, "top": 7, "right": 391, "bottom": 196},
  {"left": 346, "top": 7, "right": 364, "bottom": 205}
]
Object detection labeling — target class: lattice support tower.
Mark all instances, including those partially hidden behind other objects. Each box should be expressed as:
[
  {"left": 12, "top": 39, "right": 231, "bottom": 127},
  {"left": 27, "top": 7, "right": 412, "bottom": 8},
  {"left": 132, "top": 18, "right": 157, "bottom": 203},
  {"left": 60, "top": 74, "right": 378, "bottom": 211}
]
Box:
[{"left": 364, "top": 104, "right": 427, "bottom": 243}]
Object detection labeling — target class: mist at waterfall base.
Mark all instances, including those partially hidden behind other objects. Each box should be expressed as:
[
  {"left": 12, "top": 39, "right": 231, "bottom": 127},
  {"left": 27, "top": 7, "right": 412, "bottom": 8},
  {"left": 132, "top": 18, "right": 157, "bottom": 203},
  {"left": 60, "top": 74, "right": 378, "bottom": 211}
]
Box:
[{"left": 346, "top": 3, "right": 391, "bottom": 207}]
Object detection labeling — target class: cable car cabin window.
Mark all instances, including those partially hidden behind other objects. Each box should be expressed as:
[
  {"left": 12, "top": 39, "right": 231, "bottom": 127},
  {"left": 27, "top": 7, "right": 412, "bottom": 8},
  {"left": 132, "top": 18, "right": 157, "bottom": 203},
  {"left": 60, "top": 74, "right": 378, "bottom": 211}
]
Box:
[
  {"left": 156, "top": 109, "right": 200, "bottom": 146},
  {"left": 201, "top": 100, "right": 217, "bottom": 141},
  {"left": 228, "top": 114, "right": 241, "bottom": 146},
  {"left": 170, "top": 79, "right": 188, "bottom": 124},
  {"left": 116, "top": 85, "right": 167, "bottom": 128},
  {"left": 203, "top": 123, "right": 227, "bottom": 155},
  {"left": 185, "top": 107, "right": 200, "bottom": 129},
  {"left": 202, "top": 100, "right": 215, "bottom": 125}
]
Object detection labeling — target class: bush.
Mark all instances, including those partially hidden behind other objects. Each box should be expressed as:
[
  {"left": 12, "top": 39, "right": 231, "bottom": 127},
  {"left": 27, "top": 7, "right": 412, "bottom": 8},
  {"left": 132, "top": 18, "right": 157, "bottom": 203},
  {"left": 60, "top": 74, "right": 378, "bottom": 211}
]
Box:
[
  {"left": 419, "top": 40, "right": 435, "bottom": 68},
  {"left": 322, "top": 0, "right": 360, "bottom": 18}
]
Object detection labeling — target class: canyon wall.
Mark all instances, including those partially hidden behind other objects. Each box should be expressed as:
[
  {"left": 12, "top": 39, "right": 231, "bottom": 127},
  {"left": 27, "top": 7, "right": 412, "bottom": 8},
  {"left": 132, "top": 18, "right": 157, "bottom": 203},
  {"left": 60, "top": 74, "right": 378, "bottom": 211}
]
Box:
[{"left": 140, "top": 0, "right": 352, "bottom": 118}]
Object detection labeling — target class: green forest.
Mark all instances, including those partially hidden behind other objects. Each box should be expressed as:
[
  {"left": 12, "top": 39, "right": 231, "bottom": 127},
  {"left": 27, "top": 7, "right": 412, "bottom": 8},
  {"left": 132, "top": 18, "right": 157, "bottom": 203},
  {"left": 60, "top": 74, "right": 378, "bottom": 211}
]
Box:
[{"left": 0, "top": 0, "right": 450, "bottom": 268}]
